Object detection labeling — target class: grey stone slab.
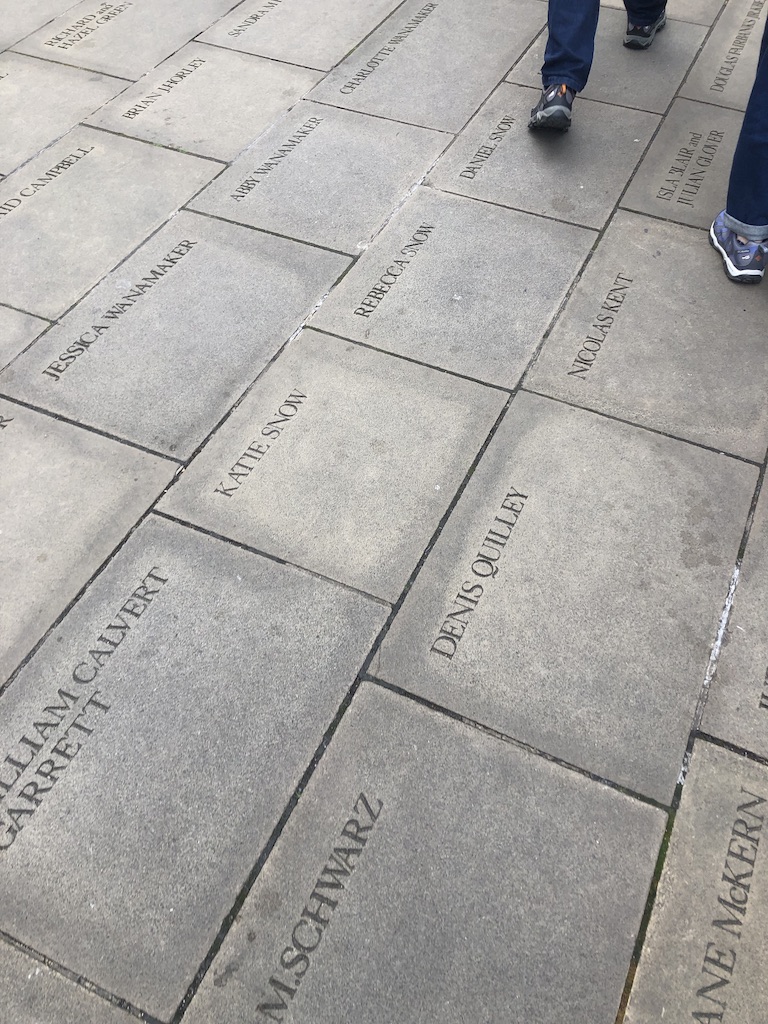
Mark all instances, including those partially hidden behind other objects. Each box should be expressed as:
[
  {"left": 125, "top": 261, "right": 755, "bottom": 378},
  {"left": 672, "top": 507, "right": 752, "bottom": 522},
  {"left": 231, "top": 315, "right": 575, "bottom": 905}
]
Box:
[
  {"left": 681, "top": 0, "right": 766, "bottom": 110},
  {"left": 525, "top": 210, "right": 768, "bottom": 460},
  {"left": 622, "top": 98, "right": 741, "bottom": 229},
  {"left": 0, "top": 212, "right": 349, "bottom": 459},
  {"left": 0, "top": 0, "right": 78, "bottom": 50},
  {"left": 198, "top": 0, "right": 403, "bottom": 72},
  {"left": 0, "top": 305, "right": 48, "bottom": 369},
  {"left": 190, "top": 101, "right": 450, "bottom": 254},
  {"left": 428, "top": 82, "right": 658, "bottom": 229},
  {"left": 13, "top": 0, "right": 237, "bottom": 79},
  {"left": 375, "top": 391, "right": 755, "bottom": 803},
  {"left": 185, "top": 682, "right": 665, "bottom": 1024},
  {"left": 702, "top": 489, "right": 768, "bottom": 757},
  {"left": 0, "top": 942, "right": 128, "bottom": 1024},
  {"left": 86, "top": 42, "right": 321, "bottom": 162},
  {"left": 0, "top": 126, "right": 216, "bottom": 320},
  {"left": 0, "top": 398, "right": 173, "bottom": 685},
  {"left": 309, "top": 0, "right": 547, "bottom": 132},
  {"left": 0, "top": 515, "right": 387, "bottom": 1019},
  {"left": 625, "top": 740, "right": 768, "bottom": 1023},
  {"left": 509, "top": 9, "right": 706, "bottom": 112},
  {"left": 0, "top": 52, "right": 124, "bottom": 176},
  {"left": 311, "top": 187, "right": 595, "bottom": 387},
  {"left": 602, "top": 0, "right": 724, "bottom": 25},
  {"left": 160, "top": 328, "right": 506, "bottom": 602}
]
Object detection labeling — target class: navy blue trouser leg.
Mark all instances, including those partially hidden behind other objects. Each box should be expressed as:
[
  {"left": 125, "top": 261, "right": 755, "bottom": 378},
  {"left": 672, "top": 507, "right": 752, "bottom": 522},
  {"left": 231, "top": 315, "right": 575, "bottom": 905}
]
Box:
[
  {"left": 541, "top": 0, "right": 667, "bottom": 93},
  {"left": 724, "top": 18, "right": 768, "bottom": 239}
]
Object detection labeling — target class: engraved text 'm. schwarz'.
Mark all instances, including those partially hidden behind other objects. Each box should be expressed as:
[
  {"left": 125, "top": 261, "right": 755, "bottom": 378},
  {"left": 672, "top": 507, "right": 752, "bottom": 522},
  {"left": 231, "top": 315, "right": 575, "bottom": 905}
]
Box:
[
  {"left": 122, "top": 58, "right": 207, "bottom": 119},
  {"left": 256, "top": 793, "right": 383, "bottom": 1022},
  {"left": 459, "top": 114, "right": 515, "bottom": 180},
  {"left": 44, "top": 2, "right": 132, "bottom": 49},
  {"left": 431, "top": 486, "right": 528, "bottom": 660},
  {"left": 567, "top": 272, "right": 633, "bottom": 379},
  {"left": 0, "top": 566, "right": 169, "bottom": 851},
  {"left": 0, "top": 146, "right": 95, "bottom": 218},
  {"left": 690, "top": 785, "right": 767, "bottom": 1023},
  {"left": 710, "top": 0, "right": 765, "bottom": 93},
  {"left": 354, "top": 224, "right": 435, "bottom": 317},
  {"left": 214, "top": 388, "right": 306, "bottom": 497},
  {"left": 42, "top": 240, "right": 198, "bottom": 382},
  {"left": 339, "top": 2, "right": 439, "bottom": 95},
  {"left": 230, "top": 117, "right": 324, "bottom": 200}
]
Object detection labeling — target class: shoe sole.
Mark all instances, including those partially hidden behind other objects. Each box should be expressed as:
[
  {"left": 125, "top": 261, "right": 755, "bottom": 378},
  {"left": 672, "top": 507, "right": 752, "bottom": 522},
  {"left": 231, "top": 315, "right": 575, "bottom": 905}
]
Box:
[
  {"left": 709, "top": 224, "right": 764, "bottom": 284},
  {"left": 624, "top": 14, "right": 666, "bottom": 49},
  {"left": 528, "top": 106, "right": 571, "bottom": 131}
]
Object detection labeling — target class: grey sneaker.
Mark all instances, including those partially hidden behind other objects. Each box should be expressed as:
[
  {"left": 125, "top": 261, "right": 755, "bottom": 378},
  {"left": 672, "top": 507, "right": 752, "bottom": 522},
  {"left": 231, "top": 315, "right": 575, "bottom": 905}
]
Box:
[
  {"left": 624, "top": 11, "right": 666, "bottom": 49},
  {"left": 528, "top": 83, "right": 575, "bottom": 131}
]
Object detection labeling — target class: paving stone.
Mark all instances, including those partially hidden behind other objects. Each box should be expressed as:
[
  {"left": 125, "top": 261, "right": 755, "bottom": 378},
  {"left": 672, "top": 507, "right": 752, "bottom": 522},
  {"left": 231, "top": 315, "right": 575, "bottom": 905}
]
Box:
[
  {"left": 374, "top": 391, "right": 755, "bottom": 803},
  {"left": 311, "top": 187, "right": 595, "bottom": 387},
  {"left": 198, "top": 0, "right": 403, "bottom": 72},
  {"left": 0, "top": 0, "right": 78, "bottom": 50},
  {"left": 13, "top": 0, "right": 237, "bottom": 80},
  {"left": 0, "top": 52, "right": 124, "bottom": 176},
  {"left": 681, "top": 0, "right": 766, "bottom": 111},
  {"left": 0, "top": 514, "right": 386, "bottom": 1019},
  {"left": 602, "top": 0, "right": 724, "bottom": 25},
  {"left": 625, "top": 740, "right": 768, "bottom": 1023},
  {"left": 0, "top": 126, "right": 216, "bottom": 320},
  {"left": 86, "top": 42, "right": 321, "bottom": 162},
  {"left": 0, "top": 305, "right": 48, "bottom": 370},
  {"left": 185, "top": 682, "right": 665, "bottom": 1024},
  {"left": 0, "top": 212, "right": 349, "bottom": 459},
  {"left": 622, "top": 98, "right": 741, "bottom": 229},
  {"left": 309, "top": 0, "right": 547, "bottom": 133},
  {"left": 0, "top": 399, "right": 173, "bottom": 685},
  {"left": 702, "top": 489, "right": 768, "bottom": 757},
  {"left": 509, "top": 9, "right": 706, "bottom": 113},
  {"left": 524, "top": 210, "right": 768, "bottom": 461},
  {"left": 428, "top": 82, "right": 658, "bottom": 229},
  {"left": 0, "top": 942, "right": 129, "bottom": 1024},
  {"left": 189, "top": 101, "right": 450, "bottom": 253},
  {"left": 160, "top": 328, "right": 506, "bottom": 602}
]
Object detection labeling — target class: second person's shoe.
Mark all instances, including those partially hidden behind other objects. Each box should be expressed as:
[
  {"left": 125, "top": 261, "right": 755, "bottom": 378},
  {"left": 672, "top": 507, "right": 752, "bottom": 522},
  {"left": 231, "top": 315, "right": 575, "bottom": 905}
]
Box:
[
  {"left": 709, "top": 211, "right": 766, "bottom": 283},
  {"left": 624, "top": 11, "right": 667, "bottom": 48},
  {"left": 528, "top": 83, "right": 575, "bottom": 131}
]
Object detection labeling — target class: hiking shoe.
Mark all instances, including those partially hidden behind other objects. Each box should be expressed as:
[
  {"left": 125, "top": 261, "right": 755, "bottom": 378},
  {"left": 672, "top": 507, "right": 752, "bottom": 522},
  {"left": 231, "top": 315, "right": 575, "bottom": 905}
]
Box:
[
  {"left": 709, "top": 211, "right": 766, "bottom": 283},
  {"left": 528, "top": 84, "right": 574, "bottom": 131},
  {"left": 624, "top": 11, "right": 666, "bottom": 48}
]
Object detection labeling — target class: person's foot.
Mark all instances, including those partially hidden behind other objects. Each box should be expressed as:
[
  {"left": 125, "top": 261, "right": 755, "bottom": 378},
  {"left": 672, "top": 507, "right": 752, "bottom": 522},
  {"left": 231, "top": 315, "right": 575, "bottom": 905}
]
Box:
[
  {"left": 528, "top": 84, "right": 575, "bottom": 131},
  {"left": 624, "top": 11, "right": 666, "bottom": 48},
  {"left": 709, "top": 211, "right": 766, "bottom": 283}
]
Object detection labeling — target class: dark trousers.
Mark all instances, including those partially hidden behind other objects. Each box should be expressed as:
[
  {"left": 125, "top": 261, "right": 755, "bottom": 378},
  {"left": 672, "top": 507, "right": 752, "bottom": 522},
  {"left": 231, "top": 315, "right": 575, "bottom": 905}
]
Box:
[
  {"left": 724, "top": 17, "right": 768, "bottom": 239},
  {"left": 541, "top": 0, "right": 667, "bottom": 92}
]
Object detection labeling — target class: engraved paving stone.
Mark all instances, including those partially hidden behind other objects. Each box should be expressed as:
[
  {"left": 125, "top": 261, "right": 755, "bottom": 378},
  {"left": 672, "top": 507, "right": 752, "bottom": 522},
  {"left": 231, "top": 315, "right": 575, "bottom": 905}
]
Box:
[
  {"left": 0, "top": 52, "right": 124, "bottom": 176},
  {"left": 159, "top": 328, "right": 507, "bottom": 602},
  {"left": 189, "top": 101, "right": 450, "bottom": 254},
  {"left": 87, "top": 42, "right": 321, "bottom": 162},
  {"left": 427, "top": 83, "right": 658, "bottom": 229},
  {"left": 0, "top": 515, "right": 387, "bottom": 1019},
  {"left": 311, "top": 187, "right": 595, "bottom": 387},
  {"left": 0, "top": 399, "right": 173, "bottom": 685},
  {"left": 374, "top": 391, "right": 755, "bottom": 803},
  {"left": 0, "top": 211, "right": 350, "bottom": 459},
  {"left": 0, "top": 126, "right": 216, "bottom": 320},
  {"left": 198, "top": 0, "right": 403, "bottom": 72},
  {"left": 702, "top": 488, "right": 768, "bottom": 759},
  {"left": 509, "top": 8, "right": 706, "bottom": 113},
  {"left": 13, "top": 0, "right": 239, "bottom": 80},
  {"left": 0, "top": 943, "right": 128, "bottom": 1024},
  {"left": 681, "top": 0, "right": 767, "bottom": 111},
  {"left": 622, "top": 98, "right": 741, "bottom": 229},
  {"left": 309, "top": 0, "right": 547, "bottom": 133},
  {"left": 524, "top": 210, "right": 768, "bottom": 461},
  {"left": 625, "top": 741, "right": 768, "bottom": 1023},
  {"left": 0, "top": 0, "right": 78, "bottom": 50},
  {"left": 184, "top": 683, "right": 666, "bottom": 1024},
  {"left": 602, "top": 0, "right": 724, "bottom": 25},
  {"left": 0, "top": 305, "right": 48, "bottom": 370}
]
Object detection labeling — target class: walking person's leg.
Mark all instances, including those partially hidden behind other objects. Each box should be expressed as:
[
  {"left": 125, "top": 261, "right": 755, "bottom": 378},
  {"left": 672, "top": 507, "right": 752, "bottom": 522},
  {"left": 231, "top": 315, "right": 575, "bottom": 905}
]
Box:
[
  {"left": 529, "top": 0, "right": 600, "bottom": 130},
  {"left": 711, "top": 19, "right": 768, "bottom": 282},
  {"left": 624, "top": 0, "right": 667, "bottom": 49}
]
